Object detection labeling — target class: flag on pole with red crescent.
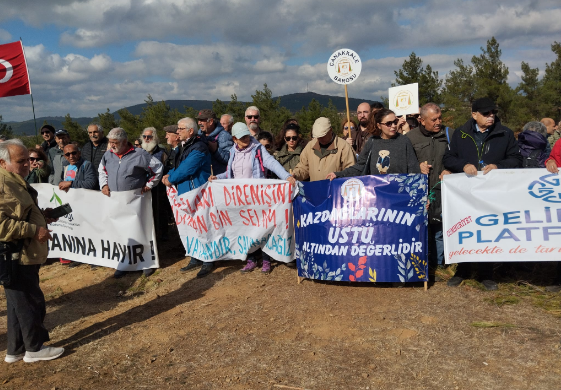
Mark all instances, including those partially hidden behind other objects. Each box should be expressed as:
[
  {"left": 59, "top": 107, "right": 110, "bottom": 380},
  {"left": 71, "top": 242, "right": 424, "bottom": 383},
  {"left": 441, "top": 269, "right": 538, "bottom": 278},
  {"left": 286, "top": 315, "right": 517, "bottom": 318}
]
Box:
[{"left": 0, "top": 41, "right": 31, "bottom": 98}]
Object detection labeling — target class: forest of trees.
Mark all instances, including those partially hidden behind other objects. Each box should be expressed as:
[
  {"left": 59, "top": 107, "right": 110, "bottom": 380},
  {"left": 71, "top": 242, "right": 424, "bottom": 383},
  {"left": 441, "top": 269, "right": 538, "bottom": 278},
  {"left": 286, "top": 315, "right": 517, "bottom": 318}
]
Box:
[{"left": 1, "top": 37, "right": 560, "bottom": 148}]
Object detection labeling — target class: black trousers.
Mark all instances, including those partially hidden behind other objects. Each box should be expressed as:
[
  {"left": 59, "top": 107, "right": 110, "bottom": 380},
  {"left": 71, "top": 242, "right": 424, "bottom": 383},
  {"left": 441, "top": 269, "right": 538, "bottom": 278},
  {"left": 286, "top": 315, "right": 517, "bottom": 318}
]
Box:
[
  {"left": 4, "top": 264, "right": 50, "bottom": 355},
  {"left": 454, "top": 262, "right": 494, "bottom": 281}
]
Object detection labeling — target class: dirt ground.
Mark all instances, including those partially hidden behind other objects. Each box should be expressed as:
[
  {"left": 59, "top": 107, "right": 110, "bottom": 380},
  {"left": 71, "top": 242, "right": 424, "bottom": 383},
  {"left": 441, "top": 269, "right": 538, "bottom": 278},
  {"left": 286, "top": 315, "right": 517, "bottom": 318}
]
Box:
[{"left": 1, "top": 242, "right": 561, "bottom": 390}]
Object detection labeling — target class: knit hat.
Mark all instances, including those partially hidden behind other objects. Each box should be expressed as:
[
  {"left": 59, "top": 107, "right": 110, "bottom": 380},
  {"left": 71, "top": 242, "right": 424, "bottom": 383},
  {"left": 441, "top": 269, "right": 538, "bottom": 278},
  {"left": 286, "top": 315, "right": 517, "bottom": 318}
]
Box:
[
  {"left": 231, "top": 122, "right": 251, "bottom": 139},
  {"left": 312, "top": 117, "right": 331, "bottom": 138}
]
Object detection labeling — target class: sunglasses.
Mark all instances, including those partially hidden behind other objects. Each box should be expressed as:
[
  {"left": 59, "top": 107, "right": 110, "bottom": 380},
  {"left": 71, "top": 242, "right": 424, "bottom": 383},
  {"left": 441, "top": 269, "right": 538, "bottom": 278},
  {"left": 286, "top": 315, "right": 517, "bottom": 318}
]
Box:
[
  {"left": 41, "top": 131, "right": 52, "bottom": 135},
  {"left": 64, "top": 151, "right": 78, "bottom": 157},
  {"left": 381, "top": 119, "right": 399, "bottom": 127},
  {"left": 344, "top": 126, "right": 356, "bottom": 130},
  {"left": 134, "top": 143, "right": 141, "bottom": 146},
  {"left": 29, "top": 157, "right": 38, "bottom": 162},
  {"left": 246, "top": 115, "right": 260, "bottom": 119},
  {"left": 142, "top": 135, "right": 153, "bottom": 139},
  {"left": 479, "top": 110, "right": 498, "bottom": 117},
  {"left": 285, "top": 136, "right": 298, "bottom": 142}
]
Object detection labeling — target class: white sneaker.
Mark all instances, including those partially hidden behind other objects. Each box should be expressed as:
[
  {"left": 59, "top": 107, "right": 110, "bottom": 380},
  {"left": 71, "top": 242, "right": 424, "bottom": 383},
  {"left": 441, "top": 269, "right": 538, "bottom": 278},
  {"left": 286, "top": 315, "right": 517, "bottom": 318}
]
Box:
[
  {"left": 4, "top": 353, "right": 24, "bottom": 363},
  {"left": 23, "top": 346, "right": 64, "bottom": 363}
]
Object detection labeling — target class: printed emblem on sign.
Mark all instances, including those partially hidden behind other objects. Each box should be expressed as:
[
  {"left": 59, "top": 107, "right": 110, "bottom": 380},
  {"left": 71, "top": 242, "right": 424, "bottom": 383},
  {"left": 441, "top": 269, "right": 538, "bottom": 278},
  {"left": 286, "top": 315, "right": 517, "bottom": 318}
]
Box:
[
  {"left": 341, "top": 178, "right": 365, "bottom": 202},
  {"left": 326, "top": 48, "right": 362, "bottom": 85},
  {"left": 395, "top": 90, "right": 414, "bottom": 110},
  {"left": 528, "top": 174, "right": 561, "bottom": 203}
]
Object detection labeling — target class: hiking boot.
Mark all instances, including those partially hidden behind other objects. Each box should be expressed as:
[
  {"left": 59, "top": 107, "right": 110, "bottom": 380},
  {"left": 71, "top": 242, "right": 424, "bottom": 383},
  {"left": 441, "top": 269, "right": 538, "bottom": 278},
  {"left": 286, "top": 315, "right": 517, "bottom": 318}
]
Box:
[
  {"left": 447, "top": 276, "right": 464, "bottom": 287},
  {"left": 4, "top": 353, "right": 24, "bottom": 363},
  {"left": 143, "top": 268, "right": 155, "bottom": 277},
  {"left": 180, "top": 259, "right": 203, "bottom": 273},
  {"left": 241, "top": 259, "right": 257, "bottom": 273},
  {"left": 23, "top": 346, "right": 64, "bottom": 363},
  {"left": 481, "top": 279, "right": 498, "bottom": 291},
  {"left": 196, "top": 263, "right": 214, "bottom": 278},
  {"left": 113, "top": 270, "right": 127, "bottom": 279},
  {"left": 261, "top": 260, "right": 271, "bottom": 274}
]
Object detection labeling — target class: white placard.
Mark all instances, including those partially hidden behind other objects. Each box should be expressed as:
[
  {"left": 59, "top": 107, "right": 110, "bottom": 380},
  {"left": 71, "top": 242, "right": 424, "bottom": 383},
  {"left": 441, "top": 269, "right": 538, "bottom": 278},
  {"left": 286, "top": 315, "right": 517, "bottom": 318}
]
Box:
[
  {"left": 327, "top": 48, "right": 362, "bottom": 85},
  {"left": 388, "top": 83, "right": 419, "bottom": 116},
  {"left": 168, "top": 179, "right": 298, "bottom": 262},
  {"left": 442, "top": 169, "right": 561, "bottom": 264},
  {"left": 33, "top": 184, "right": 159, "bottom": 270}
]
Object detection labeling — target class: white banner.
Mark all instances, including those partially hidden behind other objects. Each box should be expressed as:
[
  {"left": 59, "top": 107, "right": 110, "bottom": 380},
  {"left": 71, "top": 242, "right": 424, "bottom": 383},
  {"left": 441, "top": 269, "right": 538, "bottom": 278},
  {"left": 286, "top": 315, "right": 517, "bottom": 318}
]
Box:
[
  {"left": 442, "top": 169, "right": 561, "bottom": 264},
  {"left": 33, "top": 184, "right": 159, "bottom": 270},
  {"left": 168, "top": 179, "right": 298, "bottom": 262}
]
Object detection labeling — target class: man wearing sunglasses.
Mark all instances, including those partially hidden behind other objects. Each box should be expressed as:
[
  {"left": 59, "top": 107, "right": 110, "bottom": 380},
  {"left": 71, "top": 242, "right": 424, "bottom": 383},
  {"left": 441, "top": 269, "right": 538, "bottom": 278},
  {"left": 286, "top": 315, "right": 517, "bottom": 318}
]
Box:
[
  {"left": 245, "top": 106, "right": 262, "bottom": 137},
  {"left": 39, "top": 125, "right": 57, "bottom": 156},
  {"left": 443, "top": 97, "right": 522, "bottom": 291},
  {"left": 196, "top": 109, "right": 233, "bottom": 175},
  {"left": 58, "top": 144, "right": 97, "bottom": 192}
]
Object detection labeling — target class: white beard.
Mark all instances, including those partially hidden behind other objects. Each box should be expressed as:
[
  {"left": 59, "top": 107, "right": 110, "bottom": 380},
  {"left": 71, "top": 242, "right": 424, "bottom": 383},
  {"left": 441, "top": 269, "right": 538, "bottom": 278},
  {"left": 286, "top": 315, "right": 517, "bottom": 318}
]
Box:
[{"left": 142, "top": 139, "right": 157, "bottom": 152}]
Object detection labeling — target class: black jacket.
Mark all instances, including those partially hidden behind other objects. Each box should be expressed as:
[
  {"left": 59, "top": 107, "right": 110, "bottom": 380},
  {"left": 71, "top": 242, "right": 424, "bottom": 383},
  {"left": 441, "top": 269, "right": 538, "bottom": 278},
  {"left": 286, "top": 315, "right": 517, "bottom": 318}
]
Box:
[
  {"left": 81, "top": 137, "right": 108, "bottom": 172},
  {"left": 443, "top": 118, "right": 522, "bottom": 173},
  {"left": 41, "top": 138, "right": 57, "bottom": 158}
]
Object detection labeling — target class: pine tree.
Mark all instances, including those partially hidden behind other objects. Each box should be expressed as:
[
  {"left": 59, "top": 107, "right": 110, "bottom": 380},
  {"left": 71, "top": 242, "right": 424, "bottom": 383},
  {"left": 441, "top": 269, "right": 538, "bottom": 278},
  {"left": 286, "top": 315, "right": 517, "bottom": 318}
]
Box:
[
  {"left": 541, "top": 41, "right": 561, "bottom": 119},
  {"left": 393, "top": 52, "right": 442, "bottom": 105},
  {"left": 62, "top": 114, "right": 88, "bottom": 145},
  {"left": 96, "top": 108, "right": 119, "bottom": 132},
  {"left": 442, "top": 59, "right": 476, "bottom": 127}
]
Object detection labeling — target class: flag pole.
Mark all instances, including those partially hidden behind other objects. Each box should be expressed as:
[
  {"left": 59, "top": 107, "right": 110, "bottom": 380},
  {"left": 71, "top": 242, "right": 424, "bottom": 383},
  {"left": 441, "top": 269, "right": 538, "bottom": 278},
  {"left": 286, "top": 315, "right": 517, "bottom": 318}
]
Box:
[{"left": 19, "top": 38, "right": 37, "bottom": 137}]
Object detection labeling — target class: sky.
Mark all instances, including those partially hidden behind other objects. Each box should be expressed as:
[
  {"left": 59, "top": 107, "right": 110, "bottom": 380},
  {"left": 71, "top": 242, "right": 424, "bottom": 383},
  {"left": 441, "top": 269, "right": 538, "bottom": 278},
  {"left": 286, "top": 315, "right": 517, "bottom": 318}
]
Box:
[{"left": 0, "top": 0, "right": 560, "bottom": 122}]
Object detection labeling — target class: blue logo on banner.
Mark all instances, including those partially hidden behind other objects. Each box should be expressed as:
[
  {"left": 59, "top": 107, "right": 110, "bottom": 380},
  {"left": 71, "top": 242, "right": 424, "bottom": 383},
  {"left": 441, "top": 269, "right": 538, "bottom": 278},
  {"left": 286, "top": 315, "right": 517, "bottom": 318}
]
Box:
[
  {"left": 528, "top": 174, "right": 561, "bottom": 203},
  {"left": 294, "top": 174, "right": 428, "bottom": 283}
]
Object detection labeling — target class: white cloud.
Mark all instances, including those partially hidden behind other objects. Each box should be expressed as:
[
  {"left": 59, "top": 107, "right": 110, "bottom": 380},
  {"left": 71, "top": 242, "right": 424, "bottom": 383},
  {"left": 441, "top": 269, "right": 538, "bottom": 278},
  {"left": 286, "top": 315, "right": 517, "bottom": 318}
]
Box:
[{"left": 0, "top": 29, "right": 12, "bottom": 43}]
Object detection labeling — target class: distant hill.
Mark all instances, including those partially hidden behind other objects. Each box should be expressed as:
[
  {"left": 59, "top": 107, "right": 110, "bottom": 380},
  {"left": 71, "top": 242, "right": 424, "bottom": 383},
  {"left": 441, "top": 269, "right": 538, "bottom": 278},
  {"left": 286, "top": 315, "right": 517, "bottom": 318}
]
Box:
[{"left": 8, "top": 92, "right": 377, "bottom": 135}]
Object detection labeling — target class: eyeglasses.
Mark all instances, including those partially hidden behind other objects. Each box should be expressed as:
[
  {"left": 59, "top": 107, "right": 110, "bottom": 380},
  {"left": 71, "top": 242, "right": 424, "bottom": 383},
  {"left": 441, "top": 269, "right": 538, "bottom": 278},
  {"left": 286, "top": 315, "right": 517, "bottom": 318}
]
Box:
[
  {"left": 344, "top": 126, "right": 356, "bottom": 130},
  {"left": 177, "top": 127, "right": 187, "bottom": 131},
  {"left": 381, "top": 119, "right": 399, "bottom": 127},
  {"left": 246, "top": 115, "right": 260, "bottom": 119},
  {"left": 285, "top": 136, "right": 298, "bottom": 142},
  {"left": 64, "top": 151, "right": 78, "bottom": 157},
  {"left": 28, "top": 157, "right": 38, "bottom": 162},
  {"left": 479, "top": 110, "right": 498, "bottom": 117},
  {"left": 142, "top": 135, "right": 153, "bottom": 139}
]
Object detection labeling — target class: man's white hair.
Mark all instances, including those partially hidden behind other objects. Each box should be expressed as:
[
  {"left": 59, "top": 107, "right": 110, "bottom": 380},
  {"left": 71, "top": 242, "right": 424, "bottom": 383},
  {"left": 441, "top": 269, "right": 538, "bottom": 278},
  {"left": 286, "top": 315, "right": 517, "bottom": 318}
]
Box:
[
  {"left": 142, "top": 127, "right": 159, "bottom": 144},
  {"left": 245, "top": 106, "right": 260, "bottom": 116},
  {"left": 107, "top": 127, "right": 128, "bottom": 142},
  {"left": 221, "top": 114, "right": 234, "bottom": 125},
  {"left": 178, "top": 117, "right": 197, "bottom": 132},
  {"left": 0, "top": 139, "right": 25, "bottom": 164}
]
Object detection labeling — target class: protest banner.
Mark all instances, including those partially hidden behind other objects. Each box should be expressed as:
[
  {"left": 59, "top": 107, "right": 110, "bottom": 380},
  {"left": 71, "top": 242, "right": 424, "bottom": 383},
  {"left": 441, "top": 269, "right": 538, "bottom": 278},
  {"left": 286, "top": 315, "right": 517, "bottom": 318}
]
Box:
[
  {"left": 168, "top": 179, "right": 298, "bottom": 262},
  {"left": 33, "top": 184, "right": 159, "bottom": 271},
  {"left": 388, "top": 83, "right": 419, "bottom": 117},
  {"left": 293, "top": 175, "right": 428, "bottom": 283},
  {"left": 327, "top": 48, "right": 362, "bottom": 142},
  {"left": 442, "top": 169, "right": 561, "bottom": 264}
]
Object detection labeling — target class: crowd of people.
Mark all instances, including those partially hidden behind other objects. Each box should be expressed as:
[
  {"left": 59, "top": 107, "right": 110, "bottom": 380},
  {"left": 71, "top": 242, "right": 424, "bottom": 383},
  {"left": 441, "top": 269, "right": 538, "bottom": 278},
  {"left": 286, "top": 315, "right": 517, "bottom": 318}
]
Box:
[{"left": 1, "top": 97, "right": 561, "bottom": 363}]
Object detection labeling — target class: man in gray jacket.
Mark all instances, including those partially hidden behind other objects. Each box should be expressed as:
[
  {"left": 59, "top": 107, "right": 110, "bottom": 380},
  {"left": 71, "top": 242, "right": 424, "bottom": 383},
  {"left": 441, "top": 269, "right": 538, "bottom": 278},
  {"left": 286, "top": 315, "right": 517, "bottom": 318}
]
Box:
[
  {"left": 48, "top": 129, "right": 70, "bottom": 185},
  {"left": 98, "top": 128, "right": 163, "bottom": 278}
]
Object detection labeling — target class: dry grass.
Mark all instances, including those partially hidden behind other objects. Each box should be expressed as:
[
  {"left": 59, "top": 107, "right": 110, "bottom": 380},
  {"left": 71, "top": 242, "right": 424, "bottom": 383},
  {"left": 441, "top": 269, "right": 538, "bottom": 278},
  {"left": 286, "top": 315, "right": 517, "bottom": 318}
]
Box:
[{"left": 0, "top": 255, "right": 560, "bottom": 389}]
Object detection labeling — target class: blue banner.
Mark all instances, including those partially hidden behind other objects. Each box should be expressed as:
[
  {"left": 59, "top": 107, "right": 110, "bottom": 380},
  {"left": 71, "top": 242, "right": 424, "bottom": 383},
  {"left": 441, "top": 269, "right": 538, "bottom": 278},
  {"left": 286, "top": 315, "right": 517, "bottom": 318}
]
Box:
[{"left": 294, "top": 174, "right": 429, "bottom": 283}]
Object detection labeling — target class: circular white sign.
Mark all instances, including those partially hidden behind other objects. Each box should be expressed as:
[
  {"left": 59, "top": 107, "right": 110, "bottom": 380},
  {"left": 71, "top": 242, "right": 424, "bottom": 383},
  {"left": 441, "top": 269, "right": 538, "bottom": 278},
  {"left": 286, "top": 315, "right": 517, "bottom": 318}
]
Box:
[
  {"left": 0, "top": 59, "right": 13, "bottom": 84},
  {"left": 327, "top": 48, "right": 362, "bottom": 85}
]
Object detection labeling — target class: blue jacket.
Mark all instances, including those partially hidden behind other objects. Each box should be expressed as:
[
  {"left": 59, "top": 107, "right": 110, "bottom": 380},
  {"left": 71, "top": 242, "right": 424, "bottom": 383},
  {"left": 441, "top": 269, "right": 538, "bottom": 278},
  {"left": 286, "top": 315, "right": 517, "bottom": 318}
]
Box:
[
  {"left": 198, "top": 125, "right": 233, "bottom": 174},
  {"left": 168, "top": 135, "right": 212, "bottom": 195},
  {"left": 217, "top": 138, "right": 291, "bottom": 180},
  {"left": 61, "top": 158, "right": 98, "bottom": 190}
]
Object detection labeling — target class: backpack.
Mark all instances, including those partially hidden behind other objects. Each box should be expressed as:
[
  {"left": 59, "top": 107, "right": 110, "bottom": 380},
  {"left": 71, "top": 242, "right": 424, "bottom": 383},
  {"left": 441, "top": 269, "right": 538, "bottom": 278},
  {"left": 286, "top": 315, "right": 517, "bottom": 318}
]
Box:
[{"left": 523, "top": 149, "right": 542, "bottom": 168}]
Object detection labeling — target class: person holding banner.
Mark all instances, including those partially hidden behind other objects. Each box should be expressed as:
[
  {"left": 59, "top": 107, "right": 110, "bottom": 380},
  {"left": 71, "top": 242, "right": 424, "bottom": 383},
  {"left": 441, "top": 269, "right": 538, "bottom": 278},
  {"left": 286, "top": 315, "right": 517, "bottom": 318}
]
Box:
[
  {"left": 326, "top": 109, "right": 420, "bottom": 180},
  {"left": 443, "top": 97, "right": 522, "bottom": 290},
  {"left": 209, "top": 122, "right": 296, "bottom": 273},
  {"left": 0, "top": 139, "right": 65, "bottom": 363},
  {"left": 161, "top": 117, "right": 214, "bottom": 277},
  {"left": 292, "top": 117, "right": 356, "bottom": 182},
  {"left": 406, "top": 103, "right": 453, "bottom": 276},
  {"left": 99, "top": 127, "right": 163, "bottom": 278}
]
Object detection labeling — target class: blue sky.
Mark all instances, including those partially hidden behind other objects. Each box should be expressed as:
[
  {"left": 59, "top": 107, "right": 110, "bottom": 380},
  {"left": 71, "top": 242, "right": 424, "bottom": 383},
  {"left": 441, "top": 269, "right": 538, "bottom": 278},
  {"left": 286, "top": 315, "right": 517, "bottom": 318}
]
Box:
[{"left": 0, "top": 0, "right": 560, "bottom": 122}]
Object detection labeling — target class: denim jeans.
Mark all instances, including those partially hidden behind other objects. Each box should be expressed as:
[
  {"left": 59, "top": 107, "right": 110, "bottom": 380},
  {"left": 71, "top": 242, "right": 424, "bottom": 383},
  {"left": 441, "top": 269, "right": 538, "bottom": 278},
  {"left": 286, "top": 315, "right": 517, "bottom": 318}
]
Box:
[{"left": 428, "top": 224, "right": 444, "bottom": 267}]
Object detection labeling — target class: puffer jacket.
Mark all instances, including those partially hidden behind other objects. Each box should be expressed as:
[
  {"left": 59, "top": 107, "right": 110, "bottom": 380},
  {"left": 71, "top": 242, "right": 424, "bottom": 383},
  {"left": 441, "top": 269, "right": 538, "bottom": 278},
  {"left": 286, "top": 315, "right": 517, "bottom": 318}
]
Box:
[
  {"left": 0, "top": 167, "right": 48, "bottom": 265},
  {"left": 292, "top": 136, "right": 356, "bottom": 182},
  {"left": 217, "top": 138, "right": 290, "bottom": 180}
]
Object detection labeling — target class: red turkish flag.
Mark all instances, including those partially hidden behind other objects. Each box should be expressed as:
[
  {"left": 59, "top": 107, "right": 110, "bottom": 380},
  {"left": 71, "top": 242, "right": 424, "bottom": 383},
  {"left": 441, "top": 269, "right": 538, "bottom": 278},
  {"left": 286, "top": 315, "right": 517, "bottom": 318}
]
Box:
[{"left": 0, "top": 41, "right": 31, "bottom": 98}]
